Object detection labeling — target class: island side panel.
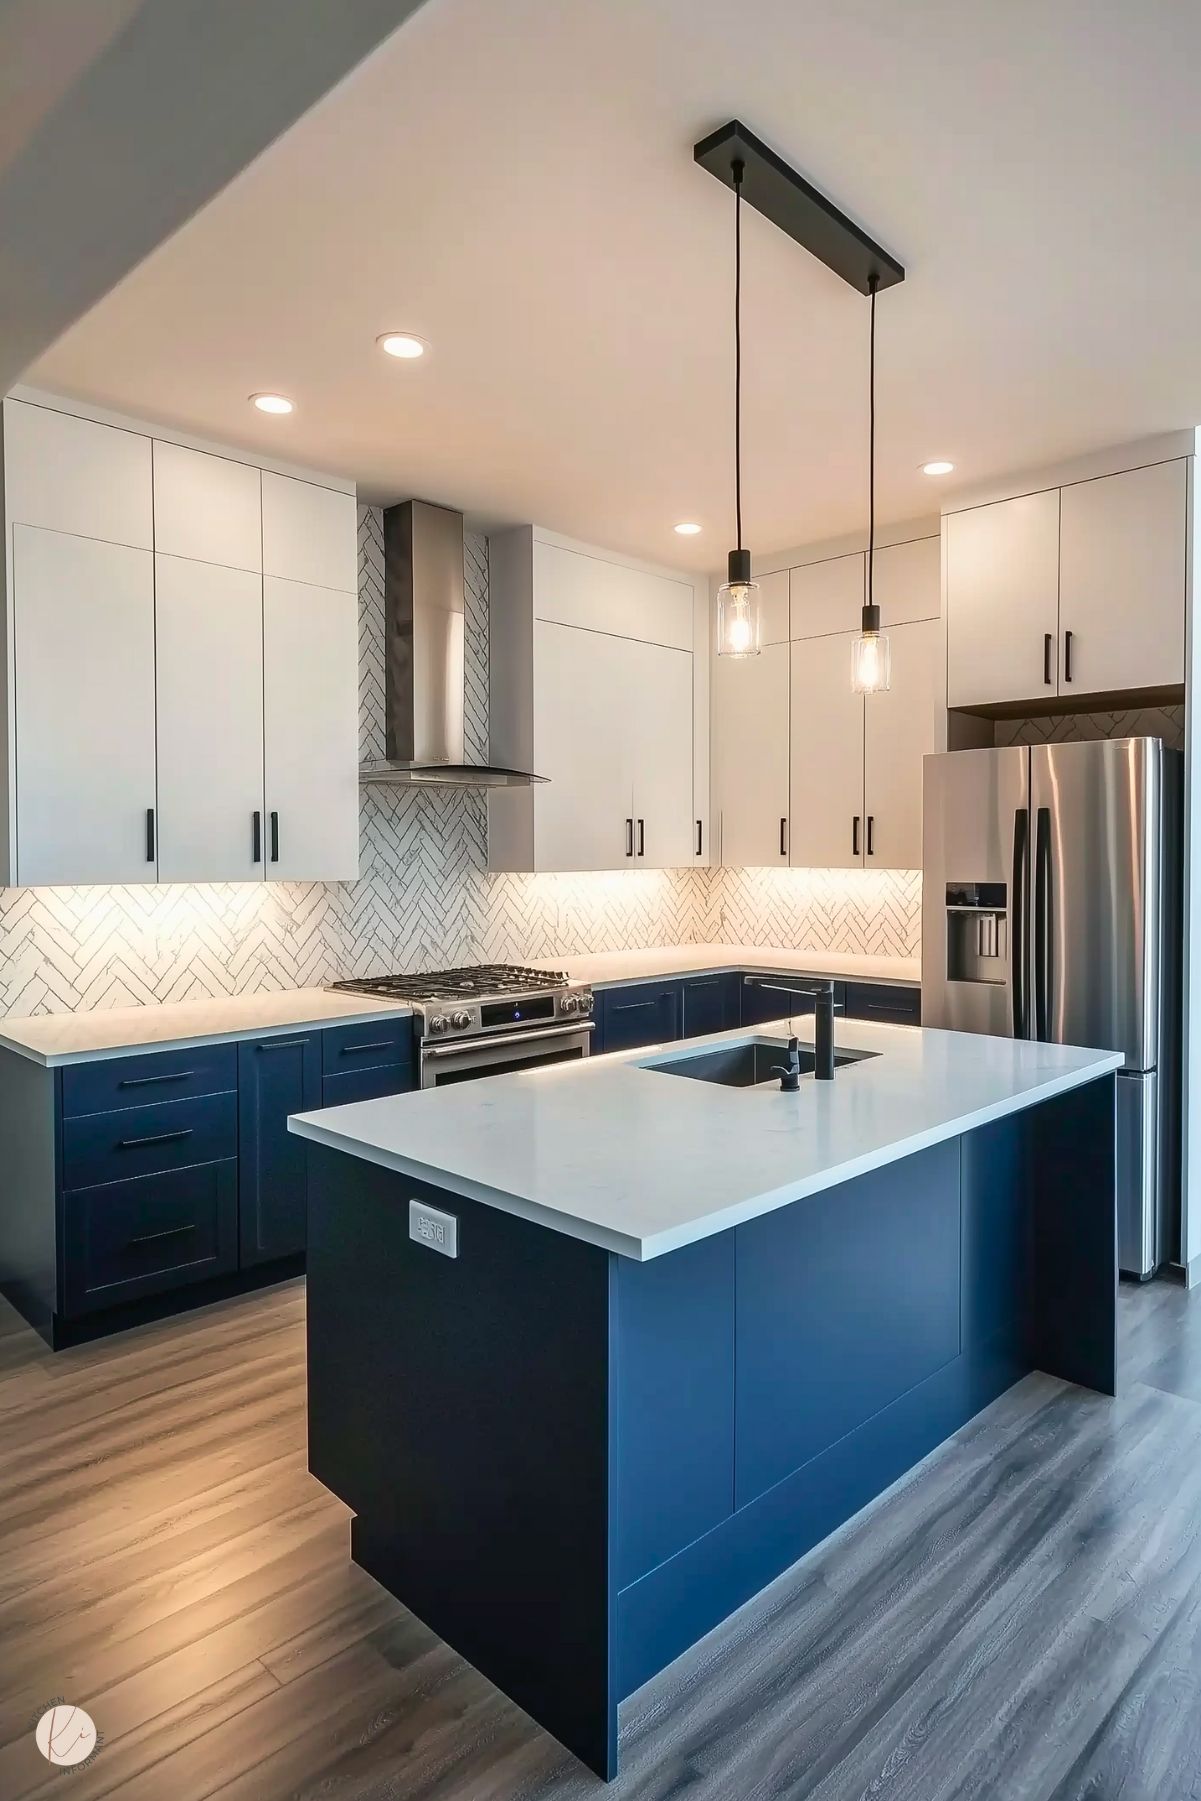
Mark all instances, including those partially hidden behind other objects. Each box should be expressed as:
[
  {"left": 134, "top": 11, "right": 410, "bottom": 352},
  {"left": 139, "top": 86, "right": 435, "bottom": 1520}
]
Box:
[
  {"left": 615, "top": 1128, "right": 1044, "bottom": 1700},
  {"left": 305, "top": 1145, "right": 619, "bottom": 1780},
  {"left": 1029, "top": 1072, "right": 1118, "bottom": 1396}
]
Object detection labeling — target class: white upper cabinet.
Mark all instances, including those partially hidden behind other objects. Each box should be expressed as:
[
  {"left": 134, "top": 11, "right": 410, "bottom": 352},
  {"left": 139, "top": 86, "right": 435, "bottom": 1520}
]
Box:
[
  {"left": 873, "top": 536, "right": 940, "bottom": 626},
  {"left": 261, "top": 472, "right": 357, "bottom": 594},
  {"left": 13, "top": 527, "right": 156, "bottom": 887},
  {"left": 155, "top": 556, "right": 265, "bottom": 883},
  {"left": 153, "top": 442, "right": 262, "bottom": 570},
  {"left": 713, "top": 642, "right": 790, "bottom": 867},
  {"left": 529, "top": 622, "right": 634, "bottom": 872},
  {"left": 487, "top": 530, "right": 699, "bottom": 873},
  {"left": 3, "top": 399, "right": 151, "bottom": 548},
  {"left": 753, "top": 569, "right": 790, "bottom": 645},
  {"left": 629, "top": 638, "right": 695, "bottom": 868},
  {"left": 532, "top": 539, "right": 692, "bottom": 648},
  {"left": 863, "top": 618, "right": 945, "bottom": 870},
  {"left": 789, "top": 635, "right": 864, "bottom": 870},
  {"left": 945, "top": 490, "right": 1060, "bottom": 708},
  {"left": 1058, "top": 460, "right": 1186, "bottom": 696},
  {"left": 263, "top": 576, "right": 360, "bottom": 882},
  {"left": 790, "top": 552, "right": 863, "bottom": 639}
]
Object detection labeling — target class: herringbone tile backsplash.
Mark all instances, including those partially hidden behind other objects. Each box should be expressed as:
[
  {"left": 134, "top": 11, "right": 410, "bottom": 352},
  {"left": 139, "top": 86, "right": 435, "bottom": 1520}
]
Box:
[{"left": 0, "top": 508, "right": 920, "bottom": 1017}]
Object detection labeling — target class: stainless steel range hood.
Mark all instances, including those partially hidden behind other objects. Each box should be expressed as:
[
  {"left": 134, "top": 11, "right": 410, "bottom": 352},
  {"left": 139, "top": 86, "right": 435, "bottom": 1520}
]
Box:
[{"left": 359, "top": 499, "right": 546, "bottom": 789}]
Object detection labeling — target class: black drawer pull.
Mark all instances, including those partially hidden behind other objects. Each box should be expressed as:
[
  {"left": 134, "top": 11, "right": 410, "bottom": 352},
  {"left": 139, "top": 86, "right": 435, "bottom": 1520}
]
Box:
[
  {"left": 695, "top": 819, "right": 703, "bottom": 857},
  {"left": 866, "top": 815, "right": 875, "bottom": 857},
  {"left": 340, "top": 1039, "right": 396, "bottom": 1055},
  {"left": 1043, "top": 632, "right": 1054, "bottom": 686},
  {"left": 117, "top": 1070, "right": 193, "bottom": 1090},
  {"left": 270, "top": 810, "right": 280, "bottom": 863},
  {"left": 127, "top": 1223, "right": 197, "bottom": 1248},
  {"left": 258, "top": 1037, "right": 308, "bottom": 1051},
  {"left": 146, "top": 807, "right": 156, "bottom": 863},
  {"left": 252, "top": 809, "right": 263, "bottom": 863},
  {"left": 118, "top": 1128, "right": 194, "bottom": 1151},
  {"left": 1064, "top": 628, "right": 1074, "bottom": 683}
]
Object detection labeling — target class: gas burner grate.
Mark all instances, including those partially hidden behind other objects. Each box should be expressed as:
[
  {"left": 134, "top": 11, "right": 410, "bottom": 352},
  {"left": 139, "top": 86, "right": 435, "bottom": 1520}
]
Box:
[{"left": 329, "top": 964, "right": 571, "bottom": 1003}]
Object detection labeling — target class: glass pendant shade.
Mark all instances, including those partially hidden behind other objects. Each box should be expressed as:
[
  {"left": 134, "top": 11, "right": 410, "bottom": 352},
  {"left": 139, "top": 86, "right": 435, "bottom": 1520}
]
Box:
[
  {"left": 716, "top": 548, "right": 761, "bottom": 659},
  {"left": 850, "top": 601, "right": 891, "bottom": 693}
]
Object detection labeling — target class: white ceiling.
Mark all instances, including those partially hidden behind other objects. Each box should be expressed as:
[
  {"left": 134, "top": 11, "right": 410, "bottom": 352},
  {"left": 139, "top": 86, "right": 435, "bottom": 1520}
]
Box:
[{"left": 26, "top": 0, "right": 1201, "bottom": 571}]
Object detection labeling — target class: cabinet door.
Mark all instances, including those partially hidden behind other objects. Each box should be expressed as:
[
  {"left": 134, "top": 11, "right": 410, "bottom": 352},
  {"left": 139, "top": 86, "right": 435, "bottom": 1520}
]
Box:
[
  {"left": 629, "top": 637, "right": 694, "bottom": 868},
  {"left": 712, "top": 641, "right": 789, "bottom": 867},
  {"left": 263, "top": 575, "right": 360, "bottom": 881},
  {"left": 13, "top": 526, "right": 157, "bottom": 886},
  {"left": 532, "top": 621, "right": 633, "bottom": 870},
  {"left": 790, "top": 552, "right": 863, "bottom": 639},
  {"left": 261, "top": 472, "right": 358, "bottom": 593},
  {"left": 238, "top": 1035, "right": 321, "bottom": 1265},
  {"left": 755, "top": 569, "right": 790, "bottom": 646},
  {"left": 153, "top": 441, "right": 261, "bottom": 570},
  {"left": 1058, "top": 460, "right": 1186, "bottom": 696},
  {"left": 873, "top": 536, "right": 940, "bottom": 626},
  {"left": 945, "top": 490, "right": 1060, "bottom": 707},
  {"left": 681, "top": 973, "right": 739, "bottom": 1038},
  {"left": 4, "top": 399, "right": 152, "bottom": 547},
  {"left": 863, "top": 618, "right": 945, "bottom": 870},
  {"left": 532, "top": 540, "right": 693, "bottom": 648},
  {"left": 62, "top": 1160, "right": 238, "bottom": 1316},
  {"left": 789, "top": 635, "right": 864, "bottom": 870},
  {"left": 155, "top": 556, "right": 265, "bottom": 882},
  {"left": 600, "top": 982, "right": 681, "bottom": 1053}
]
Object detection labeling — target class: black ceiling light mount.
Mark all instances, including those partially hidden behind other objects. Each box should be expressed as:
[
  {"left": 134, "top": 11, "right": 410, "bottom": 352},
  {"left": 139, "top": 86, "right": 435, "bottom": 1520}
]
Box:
[{"left": 695, "top": 119, "right": 904, "bottom": 691}]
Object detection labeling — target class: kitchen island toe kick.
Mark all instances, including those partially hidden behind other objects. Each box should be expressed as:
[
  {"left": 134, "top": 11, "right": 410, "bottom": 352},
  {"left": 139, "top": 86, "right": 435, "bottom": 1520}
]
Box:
[{"left": 294, "top": 1025, "right": 1121, "bottom": 1780}]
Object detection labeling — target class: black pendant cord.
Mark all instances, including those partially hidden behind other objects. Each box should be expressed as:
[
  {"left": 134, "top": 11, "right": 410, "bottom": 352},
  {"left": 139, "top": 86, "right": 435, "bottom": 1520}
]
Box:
[
  {"left": 866, "top": 271, "right": 878, "bottom": 618},
  {"left": 734, "top": 157, "right": 744, "bottom": 554}
]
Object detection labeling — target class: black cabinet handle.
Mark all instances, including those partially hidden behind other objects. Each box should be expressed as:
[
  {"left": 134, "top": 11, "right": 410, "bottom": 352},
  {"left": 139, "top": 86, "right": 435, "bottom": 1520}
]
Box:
[
  {"left": 779, "top": 817, "right": 788, "bottom": 858},
  {"left": 252, "top": 810, "right": 262, "bottom": 863},
  {"left": 118, "top": 1127, "right": 194, "bottom": 1151},
  {"left": 145, "top": 807, "right": 156, "bottom": 863},
  {"left": 1043, "top": 632, "right": 1054, "bottom": 686},
  {"left": 269, "top": 810, "right": 280, "bottom": 863},
  {"left": 257, "top": 1037, "right": 309, "bottom": 1051},
  {"left": 866, "top": 815, "right": 875, "bottom": 857},
  {"left": 340, "top": 1039, "right": 395, "bottom": 1056},
  {"left": 637, "top": 818, "right": 645, "bottom": 858},
  {"left": 696, "top": 819, "right": 703, "bottom": 857},
  {"left": 625, "top": 817, "right": 634, "bottom": 858},
  {"left": 1064, "top": 629, "right": 1074, "bottom": 683},
  {"left": 852, "top": 815, "right": 861, "bottom": 857},
  {"left": 118, "top": 1070, "right": 192, "bottom": 1090},
  {"left": 127, "top": 1223, "right": 197, "bottom": 1248}
]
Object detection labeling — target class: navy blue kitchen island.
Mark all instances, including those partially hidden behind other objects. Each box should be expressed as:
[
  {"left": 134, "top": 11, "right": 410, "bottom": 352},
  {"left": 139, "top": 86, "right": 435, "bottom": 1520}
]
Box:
[{"left": 295, "top": 1018, "right": 1120, "bottom": 1779}]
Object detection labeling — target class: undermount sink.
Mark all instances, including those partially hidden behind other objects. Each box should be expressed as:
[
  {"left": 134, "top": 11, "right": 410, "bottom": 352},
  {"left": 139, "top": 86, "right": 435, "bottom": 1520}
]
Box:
[{"left": 642, "top": 1039, "right": 878, "bottom": 1088}]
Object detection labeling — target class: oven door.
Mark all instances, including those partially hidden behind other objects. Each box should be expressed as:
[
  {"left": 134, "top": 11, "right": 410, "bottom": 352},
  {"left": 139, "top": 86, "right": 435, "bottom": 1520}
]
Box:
[{"left": 419, "top": 1021, "right": 594, "bottom": 1088}]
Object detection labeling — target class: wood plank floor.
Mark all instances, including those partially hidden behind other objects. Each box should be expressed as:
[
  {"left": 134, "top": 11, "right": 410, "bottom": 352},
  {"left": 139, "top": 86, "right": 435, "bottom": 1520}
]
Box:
[{"left": 3, "top": 1274, "right": 1201, "bottom": 1799}]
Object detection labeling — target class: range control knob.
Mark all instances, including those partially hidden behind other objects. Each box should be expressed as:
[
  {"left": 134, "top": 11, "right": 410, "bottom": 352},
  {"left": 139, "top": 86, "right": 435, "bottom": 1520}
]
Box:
[
  {"left": 578, "top": 993, "right": 593, "bottom": 1014},
  {"left": 560, "top": 994, "right": 579, "bottom": 1016},
  {"left": 452, "top": 1011, "right": 472, "bottom": 1031},
  {"left": 428, "top": 1014, "right": 449, "bottom": 1035}
]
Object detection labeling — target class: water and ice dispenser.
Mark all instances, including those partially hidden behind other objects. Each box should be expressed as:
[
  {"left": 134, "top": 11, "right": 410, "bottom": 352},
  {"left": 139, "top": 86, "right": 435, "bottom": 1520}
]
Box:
[{"left": 944, "top": 882, "right": 1008, "bottom": 986}]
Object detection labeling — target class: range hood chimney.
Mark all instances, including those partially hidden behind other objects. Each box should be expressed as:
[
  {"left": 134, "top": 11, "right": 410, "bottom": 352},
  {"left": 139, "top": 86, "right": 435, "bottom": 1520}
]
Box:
[{"left": 359, "top": 499, "right": 546, "bottom": 788}]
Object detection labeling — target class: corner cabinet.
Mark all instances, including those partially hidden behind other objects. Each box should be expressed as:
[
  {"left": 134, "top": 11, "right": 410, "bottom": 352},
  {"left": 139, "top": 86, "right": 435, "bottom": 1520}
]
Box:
[
  {"left": 487, "top": 530, "right": 701, "bottom": 872},
  {"left": 945, "top": 457, "right": 1188, "bottom": 710},
  {"left": 0, "top": 396, "right": 360, "bottom": 887}
]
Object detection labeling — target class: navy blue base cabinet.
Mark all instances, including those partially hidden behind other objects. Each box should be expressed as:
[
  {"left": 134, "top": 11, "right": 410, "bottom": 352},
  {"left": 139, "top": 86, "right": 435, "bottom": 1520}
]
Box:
[
  {"left": 0, "top": 1016, "right": 415, "bottom": 1349},
  {"left": 304, "top": 1073, "right": 1117, "bottom": 1780}
]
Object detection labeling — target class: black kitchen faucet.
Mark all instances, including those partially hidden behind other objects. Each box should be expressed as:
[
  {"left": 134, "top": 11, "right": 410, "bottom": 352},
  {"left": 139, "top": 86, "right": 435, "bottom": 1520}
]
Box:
[{"left": 745, "top": 977, "right": 837, "bottom": 1083}]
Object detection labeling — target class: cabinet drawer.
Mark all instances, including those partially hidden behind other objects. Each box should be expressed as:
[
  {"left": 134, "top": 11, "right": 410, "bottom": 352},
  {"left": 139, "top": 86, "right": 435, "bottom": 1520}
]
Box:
[
  {"left": 62, "top": 1159, "right": 237, "bottom": 1316},
  {"left": 322, "top": 1064, "right": 415, "bottom": 1107},
  {"left": 62, "top": 1091, "right": 237, "bottom": 1191},
  {"left": 680, "top": 973, "right": 740, "bottom": 1039},
  {"left": 62, "top": 1043, "right": 238, "bottom": 1118},
  {"left": 843, "top": 982, "right": 921, "bottom": 1026},
  {"left": 600, "top": 983, "right": 682, "bottom": 1054},
  {"left": 321, "top": 1017, "right": 413, "bottom": 1075}
]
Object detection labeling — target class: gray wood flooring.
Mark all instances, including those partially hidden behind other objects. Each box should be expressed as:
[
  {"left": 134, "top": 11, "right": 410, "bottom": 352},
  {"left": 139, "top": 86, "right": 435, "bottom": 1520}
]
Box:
[{"left": 2, "top": 1275, "right": 1200, "bottom": 1799}]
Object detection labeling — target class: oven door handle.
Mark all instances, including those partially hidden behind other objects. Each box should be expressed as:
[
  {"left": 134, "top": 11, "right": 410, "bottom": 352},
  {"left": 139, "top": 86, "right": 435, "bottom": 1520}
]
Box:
[{"left": 424, "top": 1021, "right": 595, "bottom": 1059}]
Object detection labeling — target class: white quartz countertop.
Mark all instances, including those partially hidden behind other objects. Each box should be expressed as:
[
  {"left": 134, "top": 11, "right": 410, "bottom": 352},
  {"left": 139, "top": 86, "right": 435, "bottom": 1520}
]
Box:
[
  {"left": 527, "top": 945, "right": 920, "bottom": 989},
  {"left": 0, "top": 988, "right": 413, "bottom": 1067},
  {"left": 290, "top": 1017, "right": 1122, "bottom": 1261}
]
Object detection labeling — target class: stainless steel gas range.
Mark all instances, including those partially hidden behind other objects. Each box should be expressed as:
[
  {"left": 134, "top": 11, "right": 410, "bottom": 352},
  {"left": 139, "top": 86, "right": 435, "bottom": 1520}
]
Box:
[{"left": 328, "top": 964, "right": 595, "bottom": 1088}]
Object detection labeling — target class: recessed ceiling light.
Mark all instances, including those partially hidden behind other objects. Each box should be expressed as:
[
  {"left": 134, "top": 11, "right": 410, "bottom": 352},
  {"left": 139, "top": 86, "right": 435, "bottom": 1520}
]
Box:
[
  {"left": 921, "top": 459, "right": 954, "bottom": 476},
  {"left": 251, "top": 392, "right": 293, "bottom": 415},
  {"left": 378, "top": 333, "right": 427, "bottom": 359},
  {"left": 674, "top": 521, "right": 703, "bottom": 536}
]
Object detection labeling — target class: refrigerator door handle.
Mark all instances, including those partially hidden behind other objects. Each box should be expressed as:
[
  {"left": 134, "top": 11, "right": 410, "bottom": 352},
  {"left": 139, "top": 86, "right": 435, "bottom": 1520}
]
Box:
[
  {"left": 1034, "top": 805, "right": 1053, "bottom": 1041},
  {"left": 1011, "top": 807, "right": 1029, "bottom": 1037}
]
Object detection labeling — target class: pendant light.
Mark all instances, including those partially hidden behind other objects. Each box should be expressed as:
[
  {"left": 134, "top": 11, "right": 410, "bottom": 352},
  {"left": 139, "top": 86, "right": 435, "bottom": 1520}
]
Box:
[
  {"left": 716, "top": 158, "right": 761, "bottom": 659},
  {"left": 850, "top": 274, "right": 891, "bottom": 693}
]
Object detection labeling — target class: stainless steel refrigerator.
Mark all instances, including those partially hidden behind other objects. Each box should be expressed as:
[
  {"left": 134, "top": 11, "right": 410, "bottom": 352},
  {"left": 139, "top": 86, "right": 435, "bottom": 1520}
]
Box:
[{"left": 922, "top": 737, "right": 1182, "bottom": 1278}]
